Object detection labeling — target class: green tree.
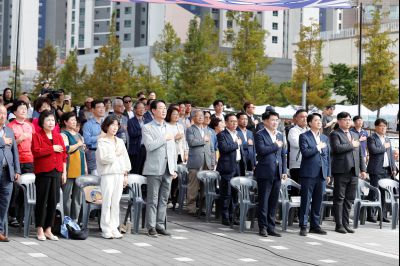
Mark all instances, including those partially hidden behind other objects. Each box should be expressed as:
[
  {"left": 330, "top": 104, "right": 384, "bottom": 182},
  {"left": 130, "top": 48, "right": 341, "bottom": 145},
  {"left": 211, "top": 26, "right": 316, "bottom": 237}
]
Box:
[
  {"left": 285, "top": 22, "right": 333, "bottom": 110},
  {"left": 154, "top": 23, "right": 182, "bottom": 100},
  {"left": 131, "top": 64, "right": 165, "bottom": 99},
  {"left": 361, "top": 2, "right": 398, "bottom": 117},
  {"left": 8, "top": 64, "right": 24, "bottom": 96},
  {"left": 33, "top": 40, "right": 58, "bottom": 94},
  {"left": 176, "top": 16, "right": 225, "bottom": 106},
  {"left": 223, "top": 12, "right": 273, "bottom": 109},
  {"left": 328, "top": 63, "right": 358, "bottom": 104},
  {"left": 86, "top": 13, "right": 129, "bottom": 99},
  {"left": 56, "top": 49, "right": 88, "bottom": 104}
]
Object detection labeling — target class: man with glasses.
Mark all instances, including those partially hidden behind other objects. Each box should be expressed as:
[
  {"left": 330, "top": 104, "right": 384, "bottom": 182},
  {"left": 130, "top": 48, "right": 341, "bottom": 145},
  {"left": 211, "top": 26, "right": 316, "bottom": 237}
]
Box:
[
  {"left": 330, "top": 112, "right": 366, "bottom": 234},
  {"left": 217, "top": 114, "right": 243, "bottom": 226},
  {"left": 122, "top": 95, "right": 134, "bottom": 119},
  {"left": 244, "top": 102, "right": 259, "bottom": 135}
]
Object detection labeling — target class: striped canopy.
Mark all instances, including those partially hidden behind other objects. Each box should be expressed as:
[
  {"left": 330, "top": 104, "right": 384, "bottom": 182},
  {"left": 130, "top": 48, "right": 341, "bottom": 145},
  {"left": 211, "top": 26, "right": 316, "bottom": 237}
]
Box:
[{"left": 113, "top": 0, "right": 352, "bottom": 12}]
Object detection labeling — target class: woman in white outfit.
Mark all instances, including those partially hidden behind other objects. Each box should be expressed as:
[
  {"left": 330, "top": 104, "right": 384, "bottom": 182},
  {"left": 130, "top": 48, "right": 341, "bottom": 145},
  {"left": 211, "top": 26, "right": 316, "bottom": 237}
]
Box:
[{"left": 96, "top": 115, "right": 131, "bottom": 239}]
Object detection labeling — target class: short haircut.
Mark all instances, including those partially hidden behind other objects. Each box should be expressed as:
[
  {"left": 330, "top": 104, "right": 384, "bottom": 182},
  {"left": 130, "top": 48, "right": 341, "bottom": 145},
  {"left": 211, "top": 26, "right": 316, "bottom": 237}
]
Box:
[
  {"left": 262, "top": 111, "right": 279, "bottom": 121},
  {"left": 134, "top": 101, "right": 145, "bottom": 110},
  {"left": 183, "top": 100, "right": 192, "bottom": 105},
  {"left": 225, "top": 113, "right": 236, "bottom": 122},
  {"left": 243, "top": 102, "right": 252, "bottom": 111},
  {"left": 136, "top": 91, "right": 145, "bottom": 98},
  {"left": 122, "top": 95, "right": 132, "bottom": 101},
  {"left": 103, "top": 98, "right": 112, "bottom": 104},
  {"left": 307, "top": 113, "right": 322, "bottom": 124},
  {"left": 209, "top": 117, "right": 222, "bottom": 130},
  {"left": 213, "top": 99, "right": 224, "bottom": 107},
  {"left": 165, "top": 107, "right": 179, "bottom": 123},
  {"left": 353, "top": 115, "right": 362, "bottom": 122},
  {"left": 375, "top": 118, "right": 388, "bottom": 127},
  {"left": 191, "top": 109, "right": 203, "bottom": 118},
  {"left": 325, "top": 105, "right": 335, "bottom": 110},
  {"left": 112, "top": 98, "right": 124, "bottom": 109},
  {"left": 12, "top": 100, "right": 28, "bottom": 113},
  {"left": 38, "top": 110, "right": 55, "bottom": 129},
  {"left": 138, "top": 97, "right": 147, "bottom": 103},
  {"left": 294, "top": 109, "right": 307, "bottom": 117},
  {"left": 101, "top": 115, "right": 120, "bottom": 133},
  {"left": 236, "top": 112, "right": 247, "bottom": 119},
  {"left": 91, "top": 100, "right": 104, "bottom": 109},
  {"left": 203, "top": 110, "right": 212, "bottom": 117},
  {"left": 34, "top": 97, "right": 51, "bottom": 112},
  {"left": 150, "top": 100, "right": 166, "bottom": 112},
  {"left": 337, "top": 112, "right": 351, "bottom": 120},
  {"left": 61, "top": 112, "right": 77, "bottom": 127}
]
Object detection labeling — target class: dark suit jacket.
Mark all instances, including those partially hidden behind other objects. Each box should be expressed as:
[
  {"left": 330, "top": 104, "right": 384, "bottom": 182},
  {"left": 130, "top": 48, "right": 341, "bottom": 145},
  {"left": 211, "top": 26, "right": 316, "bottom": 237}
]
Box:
[
  {"left": 216, "top": 129, "right": 243, "bottom": 176},
  {"left": 367, "top": 133, "right": 396, "bottom": 175},
  {"left": 0, "top": 127, "right": 21, "bottom": 181},
  {"left": 254, "top": 129, "right": 287, "bottom": 179},
  {"left": 299, "top": 131, "right": 331, "bottom": 179},
  {"left": 330, "top": 129, "right": 366, "bottom": 176},
  {"left": 143, "top": 111, "right": 153, "bottom": 122},
  {"left": 246, "top": 114, "right": 257, "bottom": 135},
  {"left": 236, "top": 128, "right": 256, "bottom": 170},
  {"left": 127, "top": 116, "right": 151, "bottom": 155}
]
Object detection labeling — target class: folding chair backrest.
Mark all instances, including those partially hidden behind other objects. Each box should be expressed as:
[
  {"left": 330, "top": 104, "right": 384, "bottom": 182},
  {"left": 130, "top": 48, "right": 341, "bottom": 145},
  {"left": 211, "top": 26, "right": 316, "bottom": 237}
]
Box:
[
  {"left": 281, "top": 178, "right": 301, "bottom": 201},
  {"left": 230, "top": 177, "right": 257, "bottom": 202},
  {"left": 18, "top": 173, "right": 36, "bottom": 202},
  {"left": 127, "top": 174, "right": 147, "bottom": 199},
  {"left": 176, "top": 164, "right": 189, "bottom": 183},
  {"left": 357, "top": 179, "right": 380, "bottom": 202},
  {"left": 197, "top": 171, "right": 220, "bottom": 194},
  {"left": 378, "top": 179, "right": 399, "bottom": 202},
  {"left": 75, "top": 175, "right": 101, "bottom": 189}
]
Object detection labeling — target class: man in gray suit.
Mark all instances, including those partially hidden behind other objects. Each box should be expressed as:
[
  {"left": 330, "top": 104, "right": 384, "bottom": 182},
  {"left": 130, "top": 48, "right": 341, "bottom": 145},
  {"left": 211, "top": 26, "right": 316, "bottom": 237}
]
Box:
[
  {"left": 186, "top": 110, "right": 215, "bottom": 215},
  {"left": 0, "top": 105, "right": 21, "bottom": 242},
  {"left": 143, "top": 100, "right": 177, "bottom": 237}
]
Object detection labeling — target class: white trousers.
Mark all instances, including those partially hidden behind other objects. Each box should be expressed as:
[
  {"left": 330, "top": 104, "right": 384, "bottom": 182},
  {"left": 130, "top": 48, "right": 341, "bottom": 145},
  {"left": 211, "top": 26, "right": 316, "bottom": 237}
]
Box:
[{"left": 100, "top": 174, "right": 124, "bottom": 236}]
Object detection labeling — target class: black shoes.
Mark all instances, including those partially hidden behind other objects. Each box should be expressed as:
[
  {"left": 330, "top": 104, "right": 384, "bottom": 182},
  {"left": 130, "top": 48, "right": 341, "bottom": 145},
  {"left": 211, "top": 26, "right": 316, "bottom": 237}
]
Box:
[
  {"left": 343, "top": 225, "right": 355, "bottom": 233},
  {"left": 259, "top": 229, "right": 268, "bottom": 237},
  {"left": 382, "top": 217, "right": 390, "bottom": 223},
  {"left": 367, "top": 217, "right": 377, "bottom": 223},
  {"left": 309, "top": 227, "right": 327, "bottom": 235},
  {"left": 156, "top": 229, "right": 171, "bottom": 236},
  {"left": 335, "top": 226, "right": 347, "bottom": 234},
  {"left": 268, "top": 231, "right": 282, "bottom": 237},
  {"left": 148, "top": 228, "right": 158, "bottom": 237},
  {"left": 300, "top": 227, "right": 307, "bottom": 236}
]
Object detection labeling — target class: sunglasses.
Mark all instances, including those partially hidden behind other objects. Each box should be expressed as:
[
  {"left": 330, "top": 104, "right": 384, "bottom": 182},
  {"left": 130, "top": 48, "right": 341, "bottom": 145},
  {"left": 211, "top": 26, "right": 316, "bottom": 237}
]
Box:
[{"left": 124, "top": 100, "right": 132, "bottom": 103}]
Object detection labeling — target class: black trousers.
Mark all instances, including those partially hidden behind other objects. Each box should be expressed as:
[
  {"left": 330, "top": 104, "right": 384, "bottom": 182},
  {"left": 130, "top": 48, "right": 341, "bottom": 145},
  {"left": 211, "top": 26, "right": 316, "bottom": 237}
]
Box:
[
  {"left": 220, "top": 163, "right": 240, "bottom": 221},
  {"left": 367, "top": 168, "right": 391, "bottom": 218},
  {"left": 289, "top": 168, "right": 301, "bottom": 197},
  {"left": 333, "top": 172, "right": 357, "bottom": 227},
  {"left": 130, "top": 145, "right": 146, "bottom": 175},
  {"left": 35, "top": 170, "right": 61, "bottom": 228}
]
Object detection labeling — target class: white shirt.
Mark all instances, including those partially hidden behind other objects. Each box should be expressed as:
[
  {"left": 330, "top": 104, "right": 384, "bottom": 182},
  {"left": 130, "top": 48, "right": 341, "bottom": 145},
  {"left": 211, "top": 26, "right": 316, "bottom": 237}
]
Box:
[
  {"left": 311, "top": 130, "right": 322, "bottom": 153},
  {"left": 288, "top": 125, "right": 309, "bottom": 169},
  {"left": 127, "top": 111, "right": 134, "bottom": 119},
  {"left": 195, "top": 125, "right": 204, "bottom": 138},
  {"left": 228, "top": 129, "right": 241, "bottom": 161},
  {"left": 239, "top": 128, "right": 248, "bottom": 142},
  {"left": 265, "top": 128, "right": 277, "bottom": 143},
  {"left": 378, "top": 134, "right": 389, "bottom": 167}
]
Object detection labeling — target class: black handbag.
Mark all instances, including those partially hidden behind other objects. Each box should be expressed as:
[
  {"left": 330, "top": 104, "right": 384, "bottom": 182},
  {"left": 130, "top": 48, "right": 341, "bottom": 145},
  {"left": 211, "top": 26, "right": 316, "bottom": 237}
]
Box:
[{"left": 66, "top": 224, "right": 89, "bottom": 240}]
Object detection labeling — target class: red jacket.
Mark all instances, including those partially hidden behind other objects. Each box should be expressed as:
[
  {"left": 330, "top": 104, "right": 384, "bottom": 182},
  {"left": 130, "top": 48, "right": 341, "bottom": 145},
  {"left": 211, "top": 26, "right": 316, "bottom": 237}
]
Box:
[{"left": 32, "top": 129, "right": 67, "bottom": 174}]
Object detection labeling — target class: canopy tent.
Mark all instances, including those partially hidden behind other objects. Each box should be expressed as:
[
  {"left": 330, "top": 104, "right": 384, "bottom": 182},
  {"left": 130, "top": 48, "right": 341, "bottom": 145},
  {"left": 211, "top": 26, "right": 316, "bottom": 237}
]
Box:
[
  {"left": 333, "top": 104, "right": 377, "bottom": 118},
  {"left": 114, "top": 0, "right": 352, "bottom": 12}
]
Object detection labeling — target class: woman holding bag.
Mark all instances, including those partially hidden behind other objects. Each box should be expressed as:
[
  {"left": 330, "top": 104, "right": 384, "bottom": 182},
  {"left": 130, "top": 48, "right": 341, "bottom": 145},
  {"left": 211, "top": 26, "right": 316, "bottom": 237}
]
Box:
[{"left": 96, "top": 115, "right": 131, "bottom": 239}]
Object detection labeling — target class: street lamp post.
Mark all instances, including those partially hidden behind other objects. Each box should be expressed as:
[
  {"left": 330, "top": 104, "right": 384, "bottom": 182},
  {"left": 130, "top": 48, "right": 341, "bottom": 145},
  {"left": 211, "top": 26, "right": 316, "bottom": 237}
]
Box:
[
  {"left": 14, "top": 0, "right": 22, "bottom": 96},
  {"left": 357, "top": 2, "right": 363, "bottom": 117}
]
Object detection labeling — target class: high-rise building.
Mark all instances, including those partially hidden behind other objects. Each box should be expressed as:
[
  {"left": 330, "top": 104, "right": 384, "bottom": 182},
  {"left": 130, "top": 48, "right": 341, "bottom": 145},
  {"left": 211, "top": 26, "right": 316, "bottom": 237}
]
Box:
[{"left": 0, "top": 0, "right": 12, "bottom": 67}]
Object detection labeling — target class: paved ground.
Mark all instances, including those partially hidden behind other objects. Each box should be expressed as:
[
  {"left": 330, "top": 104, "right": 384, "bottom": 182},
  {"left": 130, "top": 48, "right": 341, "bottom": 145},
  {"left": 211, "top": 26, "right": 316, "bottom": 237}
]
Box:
[{"left": 1, "top": 206, "right": 398, "bottom": 266}]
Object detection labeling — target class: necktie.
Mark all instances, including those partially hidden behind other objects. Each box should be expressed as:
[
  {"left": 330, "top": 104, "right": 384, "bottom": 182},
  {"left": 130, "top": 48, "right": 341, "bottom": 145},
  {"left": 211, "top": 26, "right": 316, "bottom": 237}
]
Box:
[{"left": 345, "top": 131, "right": 352, "bottom": 142}]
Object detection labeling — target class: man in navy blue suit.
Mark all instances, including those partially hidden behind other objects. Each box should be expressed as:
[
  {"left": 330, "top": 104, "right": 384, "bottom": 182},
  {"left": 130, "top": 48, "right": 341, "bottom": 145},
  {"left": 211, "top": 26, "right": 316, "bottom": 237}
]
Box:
[
  {"left": 236, "top": 112, "right": 256, "bottom": 175},
  {"left": 255, "top": 111, "right": 287, "bottom": 237},
  {"left": 298, "top": 113, "right": 331, "bottom": 236},
  {"left": 127, "top": 101, "right": 151, "bottom": 174},
  {"left": 217, "top": 114, "right": 243, "bottom": 226}
]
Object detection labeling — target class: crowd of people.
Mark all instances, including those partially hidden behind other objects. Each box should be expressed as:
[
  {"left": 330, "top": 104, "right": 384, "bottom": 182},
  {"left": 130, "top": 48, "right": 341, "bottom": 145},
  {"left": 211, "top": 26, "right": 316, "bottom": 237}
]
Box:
[{"left": 0, "top": 86, "right": 398, "bottom": 242}]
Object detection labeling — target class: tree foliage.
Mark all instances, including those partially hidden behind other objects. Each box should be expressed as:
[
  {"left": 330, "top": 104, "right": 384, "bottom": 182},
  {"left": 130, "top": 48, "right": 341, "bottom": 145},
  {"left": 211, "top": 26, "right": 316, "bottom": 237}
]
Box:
[
  {"left": 328, "top": 63, "right": 358, "bottom": 104},
  {"left": 33, "top": 40, "right": 58, "bottom": 94},
  {"left": 285, "top": 22, "right": 333, "bottom": 110},
  {"left": 223, "top": 12, "right": 273, "bottom": 109},
  {"left": 361, "top": 2, "right": 398, "bottom": 116}
]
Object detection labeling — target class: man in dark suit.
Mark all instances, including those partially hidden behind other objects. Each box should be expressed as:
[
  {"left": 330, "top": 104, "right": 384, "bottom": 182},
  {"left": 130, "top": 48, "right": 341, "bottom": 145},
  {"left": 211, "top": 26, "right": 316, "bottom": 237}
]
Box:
[
  {"left": 244, "top": 102, "right": 259, "bottom": 135},
  {"left": 143, "top": 99, "right": 155, "bottom": 122},
  {"left": 236, "top": 112, "right": 256, "bottom": 175},
  {"left": 298, "top": 113, "right": 331, "bottom": 236},
  {"left": 127, "top": 101, "right": 151, "bottom": 174},
  {"left": 366, "top": 118, "right": 396, "bottom": 223},
  {"left": 0, "top": 105, "right": 21, "bottom": 242},
  {"left": 217, "top": 114, "right": 243, "bottom": 226},
  {"left": 255, "top": 111, "right": 287, "bottom": 237},
  {"left": 331, "top": 112, "right": 367, "bottom": 234}
]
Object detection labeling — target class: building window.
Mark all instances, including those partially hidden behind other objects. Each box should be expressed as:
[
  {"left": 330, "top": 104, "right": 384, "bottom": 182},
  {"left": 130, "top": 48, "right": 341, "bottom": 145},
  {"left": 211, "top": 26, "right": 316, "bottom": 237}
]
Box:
[
  {"left": 72, "top": 11, "right": 75, "bottom": 20},
  {"left": 124, "top": 33, "right": 131, "bottom": 41},
  {"left": 141, "top": 20, "right": 145, "bottom": 25},
  {"left": 71, "top": 37, "right": 75, "bottom": 47},
  {"left": 390, "top": 5, "right": 399, "bottom": 20},
  {"left": 79, "top": 21, "right": 84, "bottom": 28},
  {"left": 124, "top": 20, "right": 131, "bottom": 28},
  {"left": 212, "top": 8, "right": 218, "bottom": 13},
  {"left": 272, "top": 11, "right": 278, "bottom": 16},
  {"left": 141, "top": 34, "right": 145, "bottom": 39},
  {"left": 79, "top": 34, "right": 84, "bottom": 41},
  {"left": 142, "top": 7, "right": 146, "bottom": 12},
  {"left": 80, "top": 7, "right": 85, "bottom": 14},
  {"left": 272, "top": 22, "right": 278, "bottom": 30},
  {"left": 125, "top": 7, "right": 132, "bottom": 14},
  {"left": 272, "top": 36, "right": 278, "bottom": 43},
  {"left": 338, "top": 13, "right": 342, "bottom": 20},
  {"left": 116, "top": 9, "right": 120, "bottom": 18},
  {"left": 116, "top": 22, "right": 120, "bottom": 31},
  {"left": 227, "top": 20, "right": 233, "bottom": 29}
]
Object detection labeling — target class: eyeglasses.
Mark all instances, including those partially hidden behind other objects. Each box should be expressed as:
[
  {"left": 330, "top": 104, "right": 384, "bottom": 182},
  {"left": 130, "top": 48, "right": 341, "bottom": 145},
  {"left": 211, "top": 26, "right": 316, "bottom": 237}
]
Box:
[
  {"left": 124, "top": 100, "right": 132, "bottom": 104},
  {"left": 340, "top": 118, "right": 352, "bottom": 122}
]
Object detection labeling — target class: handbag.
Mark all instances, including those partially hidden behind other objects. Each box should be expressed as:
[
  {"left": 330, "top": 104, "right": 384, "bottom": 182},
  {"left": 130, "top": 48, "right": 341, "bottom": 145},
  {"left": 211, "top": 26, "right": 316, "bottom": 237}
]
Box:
[{"left": 61, "top": 216, "right": 81, "bottom": 239}]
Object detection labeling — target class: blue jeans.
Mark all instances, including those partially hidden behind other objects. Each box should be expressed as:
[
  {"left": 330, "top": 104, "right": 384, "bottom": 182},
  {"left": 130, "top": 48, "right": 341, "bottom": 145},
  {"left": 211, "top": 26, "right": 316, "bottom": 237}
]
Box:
[
  {"left": 0, "top": 168, "right": 13, "bottom": 234},
  {"left": 85, "top": 150, "right": 97, "bottom": 174}
]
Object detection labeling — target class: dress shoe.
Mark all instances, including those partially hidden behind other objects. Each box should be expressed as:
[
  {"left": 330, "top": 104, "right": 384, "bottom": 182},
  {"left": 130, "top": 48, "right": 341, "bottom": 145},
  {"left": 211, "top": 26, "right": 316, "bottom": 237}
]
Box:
[
  {"left": 382, "top": 217, "right": 390, "bottom": 223},
  {"left": 309, "top": 227, "right": 327, "bottom": 235},
  {"left": 299, "top": 227, "right": 307, "bottom": 236},
  {"left": 148, "top": 228, "right": 158, "bottom": 237},
  {"left": 259, "top": 229, "right": 268, "bottom": 237},
  {"left": 0, "top": 233, "right": 10, "bottom": 242},
  {"left": 232, "top": 220, "right": 240, "bottom": 226},
  {"left": 343, "top": 225, "right": 355, "bottom": 234},
  {"left": 366, "top": 217, "right": 377, "bottom": 223},
  {"left": 267, "top": 231, "right": 282, "bottom": 237},
  {"left": 156, "top": 229, "right": 171, "bottom": 236},
  {"left": 44, "top": 234, "right": 59, "bottom": 241},
  {"left": 221, "top": 219, "right": 230, "bottom": 226},
  {"left": 335, "top": 226, "right": 347, "bottom": 234},
  {"left": 37, "top": 234, "right": 47, "bottom": 241}
]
